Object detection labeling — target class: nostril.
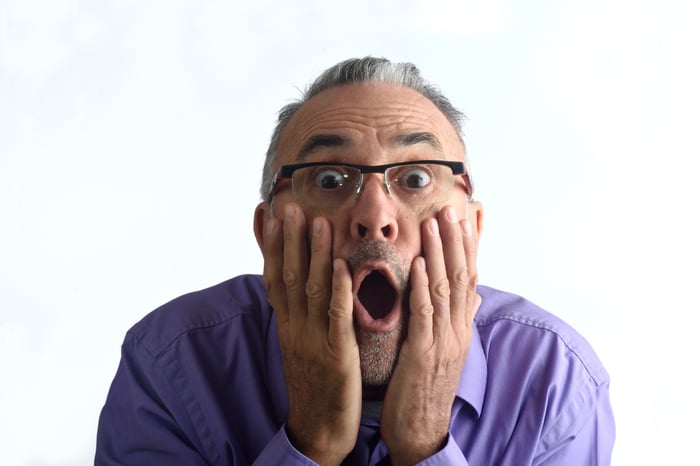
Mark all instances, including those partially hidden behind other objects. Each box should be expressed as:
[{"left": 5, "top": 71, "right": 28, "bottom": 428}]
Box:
[{"left": 355, "top": 223, "right": 394, "bottom": 239}]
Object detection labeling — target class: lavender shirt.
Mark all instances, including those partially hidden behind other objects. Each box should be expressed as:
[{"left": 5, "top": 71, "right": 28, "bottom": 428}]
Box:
[{"left": 95, "top": 275, "right": 614, "bottom": 465}]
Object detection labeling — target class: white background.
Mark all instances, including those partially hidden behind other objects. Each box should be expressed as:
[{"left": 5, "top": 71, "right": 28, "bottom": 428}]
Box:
[{"left": 2, "top": 1, "right": 699, "bottom": 464}]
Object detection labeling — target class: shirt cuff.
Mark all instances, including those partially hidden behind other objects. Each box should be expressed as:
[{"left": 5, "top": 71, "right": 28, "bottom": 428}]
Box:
[
  {"left": 253, "top": 425, "right": 318, "bottom": 466},
  {"left": 415, "top": 433, "right": 469, "bottom": 466}
]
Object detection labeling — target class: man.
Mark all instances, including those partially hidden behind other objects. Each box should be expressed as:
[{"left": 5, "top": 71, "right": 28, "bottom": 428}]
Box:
[{"left": 96, "top": 57, "right": 614, "bottom": 465}]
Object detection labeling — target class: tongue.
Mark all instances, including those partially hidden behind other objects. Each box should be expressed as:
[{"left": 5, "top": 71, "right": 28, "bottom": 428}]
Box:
[{"left": 358, "top": 271, "right": 396, "bottom": 320}]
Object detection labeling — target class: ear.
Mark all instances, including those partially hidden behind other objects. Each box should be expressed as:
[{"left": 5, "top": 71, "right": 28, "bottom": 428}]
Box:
[{"left": 253, "top": 201, "right": 271, "bottom": 253}]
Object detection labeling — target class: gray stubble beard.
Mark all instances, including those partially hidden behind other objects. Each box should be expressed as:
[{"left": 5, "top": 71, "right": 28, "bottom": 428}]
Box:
[
  {"left": 355, "top": 320, "right": 407, "bottom": 387},
  {"left": 346, "top": 240, "right": 412, "bottom": 388}
]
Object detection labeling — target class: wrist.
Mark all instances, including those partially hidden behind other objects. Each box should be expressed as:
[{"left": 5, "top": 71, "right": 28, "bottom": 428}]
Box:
[
  {"left": 387, "top": 433, "right": 449, "bottom": 466},
  {"left": 285, "top": 423, "right": 350, "bottom": 466}
]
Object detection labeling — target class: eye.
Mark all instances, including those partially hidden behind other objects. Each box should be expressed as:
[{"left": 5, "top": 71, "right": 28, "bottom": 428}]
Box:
[
  {"left": 398, "top": 167, "right": 432, "bottom": 189},
  {"left": 313, "top": 169, "right": 348, "bottom": 190}
]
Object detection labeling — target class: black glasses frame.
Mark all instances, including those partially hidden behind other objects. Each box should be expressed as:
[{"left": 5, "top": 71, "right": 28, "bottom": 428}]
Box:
[{"left": 268, "top": 159, "right": 473, "bottom": 201}]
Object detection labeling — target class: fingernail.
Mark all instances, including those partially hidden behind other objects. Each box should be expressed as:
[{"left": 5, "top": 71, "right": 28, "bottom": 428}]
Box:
[
  {"left": 332, "top": 258, "right": 342, "bottom": 274},
  {"left": 284, "top": 204, "right": 294, "bottom": 221},
  {"left": 428, "top": 218, "right": 439, "bottom": 236},
  {"left": 266, "top": 218, "right": 277, "bottom": 234},
  {"left": 312, "top": 217, "right": 323, "bottom": 236},
  {"left": 446, "top": 206, "right": 457, "bottom": 223}
]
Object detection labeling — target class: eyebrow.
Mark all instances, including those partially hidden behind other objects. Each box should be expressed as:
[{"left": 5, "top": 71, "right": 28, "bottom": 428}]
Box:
[
  {"left": 297, "top": 134, "right": 349, "bottom": 160},
  {"left": 393, "top": 132, "right": 443, "bottom": 151},
  {"left": 296, "top": 131, "right": 443, "bottom": 161}
]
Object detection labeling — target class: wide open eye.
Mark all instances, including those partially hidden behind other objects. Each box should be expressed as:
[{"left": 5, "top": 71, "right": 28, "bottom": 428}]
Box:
[
  {"left": 397, "top": 166, "right": 432, "bottom": 189},
  {"left": 313, "top": 168, "right": 349, "bottom": 190}
]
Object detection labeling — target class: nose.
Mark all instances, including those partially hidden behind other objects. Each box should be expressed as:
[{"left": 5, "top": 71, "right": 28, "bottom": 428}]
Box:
[{"left": 350, "top": 174, "right": 399, "bottom": 241}]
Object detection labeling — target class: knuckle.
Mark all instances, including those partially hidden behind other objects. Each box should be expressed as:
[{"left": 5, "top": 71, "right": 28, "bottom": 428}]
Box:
[
  {"left": 305, "top": 280, "right": 325, "bottom": 300},
  {"left": 327, "top": 305, "right": 347, "bottom": 320},
  {"left": 310, "top": 236, "right": 325, "bottom": 254},
  {"left": 416, "top": 301, "right": 434, "bottom": 317},
  {"left": 332, "top": 280, "right": 346, "bottom": 294},
  {"left": 431, "top": 277, "right": 451, "bottom": 302},
  {"left": 282, "top": 267, "right": 300, "bottom": 288},
  {"left": 451, "top": 267, "right": 469, "bottom": 291}
]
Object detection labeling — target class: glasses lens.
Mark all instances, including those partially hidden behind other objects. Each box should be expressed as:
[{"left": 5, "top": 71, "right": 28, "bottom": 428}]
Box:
[
  {"left": 387, "top": 163, "right": 455, "bottom": 205},
  {"left": 292, "top": 165, "right": 361, "bottom": 207}
]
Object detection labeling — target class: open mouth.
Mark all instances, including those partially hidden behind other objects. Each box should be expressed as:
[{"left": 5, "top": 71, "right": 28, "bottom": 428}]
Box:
[{"left": 356, "top": 270, "right": 398, "bottom": 321}]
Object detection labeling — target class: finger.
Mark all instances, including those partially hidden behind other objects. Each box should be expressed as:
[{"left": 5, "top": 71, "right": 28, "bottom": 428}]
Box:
[
  {"left": 422, "top": 217, "right": 451, "bottom": 339},
  {"left": 262, "top": 213, "right": 289, "bottom": 324},
  {"left": 282, "top": 203, "right": 310, "bottom": 321},
  {"left": 438, "top": 206, "right": 469, "bottom": 331},
  {"left": 461, "top": 216, "right": 481, "bottom": 323},
  {"left": 407, "top": 256, "right": 434, "bottom": 350},
  {"left": 470, "top": 292, "right": 482, "bottom": 323},
  {"left": 306, "top": 216, "right": 333, "bottom": 330},
  {"left": 327, "top": 259, "right": 356, "bottom": 351}
]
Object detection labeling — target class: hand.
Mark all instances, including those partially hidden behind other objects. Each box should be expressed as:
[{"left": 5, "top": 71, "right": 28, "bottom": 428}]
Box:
[
  {"left": 262, "top": 203, "right": 362, "bottom": 466},
  {"left": 380, "top": 205, "right": 481, "bottom": 466}
]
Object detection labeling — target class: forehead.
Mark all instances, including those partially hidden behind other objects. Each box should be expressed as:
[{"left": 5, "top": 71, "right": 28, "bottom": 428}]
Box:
[{"left": 277, "top": 82, "right": 464, "bottom": 164}]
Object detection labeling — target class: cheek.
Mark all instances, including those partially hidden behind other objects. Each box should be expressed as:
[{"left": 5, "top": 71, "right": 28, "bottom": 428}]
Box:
[
  {"left": 409, "top": 202, "right": 441, "bottom": 219},
  {"left": 401, "top": 214, "right": 429, "bottom": 257}
]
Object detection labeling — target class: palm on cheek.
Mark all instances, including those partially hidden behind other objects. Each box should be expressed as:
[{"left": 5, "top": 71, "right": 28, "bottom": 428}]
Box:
[
  {"left": 381, "top": 207, "right": 480, "bottom": 466},
  {"left": 262, "top": 203, "right": 362, "bottom": 466}
]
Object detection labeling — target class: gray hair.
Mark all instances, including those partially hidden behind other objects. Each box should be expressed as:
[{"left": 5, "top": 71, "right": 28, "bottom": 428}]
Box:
[{"left": 260, "top": 57, "right": 469, "bottom": 200}]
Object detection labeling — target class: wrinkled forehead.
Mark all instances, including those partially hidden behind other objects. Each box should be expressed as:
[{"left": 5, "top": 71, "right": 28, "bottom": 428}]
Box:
[{"left": 276, "top": 82, "right": 465, "bottom": 165}]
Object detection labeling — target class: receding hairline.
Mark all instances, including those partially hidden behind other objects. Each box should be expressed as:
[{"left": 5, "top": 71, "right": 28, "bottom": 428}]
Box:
[
  {"left": 260, "top": 57, "right": 472, "bottom": 201},
  {"left": 278, "top": 81, "right": 461, "bottom": 162}
]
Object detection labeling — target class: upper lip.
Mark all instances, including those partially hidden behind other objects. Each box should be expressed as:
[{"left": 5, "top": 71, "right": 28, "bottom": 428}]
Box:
[{"left": 351, "top": 262, "right": 398, "bottom": 295}]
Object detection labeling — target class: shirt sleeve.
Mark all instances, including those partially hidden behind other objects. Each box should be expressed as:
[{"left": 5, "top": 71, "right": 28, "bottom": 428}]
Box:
[
  {"left": 252, "top": 426, "right": 320, "bottom": 466},
  {"left": 95, "top": 333, "right": 211, "bottom": 466},
  {"left": 414, "top": 434, "right": 469, "bottom": 466},
  {"left": 534, "top": 379, "right": 615, "bottom": 466},
  {"left": 96, "top": 332, "right": 320, "bottom": 466}
]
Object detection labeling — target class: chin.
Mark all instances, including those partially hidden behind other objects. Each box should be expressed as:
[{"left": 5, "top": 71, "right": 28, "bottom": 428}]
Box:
[{"left": 356, "top": 318, "right": 406, "bottom": 387}]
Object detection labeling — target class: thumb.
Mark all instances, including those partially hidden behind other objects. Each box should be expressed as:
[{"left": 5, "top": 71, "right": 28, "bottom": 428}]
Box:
[{"left": 327, "top": 258, "right": 356, "bottom": 350}]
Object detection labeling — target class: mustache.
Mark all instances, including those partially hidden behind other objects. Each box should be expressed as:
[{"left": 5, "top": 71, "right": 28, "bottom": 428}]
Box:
[{"left": 346, "top": 240, "right": 410, "bottom": 290}]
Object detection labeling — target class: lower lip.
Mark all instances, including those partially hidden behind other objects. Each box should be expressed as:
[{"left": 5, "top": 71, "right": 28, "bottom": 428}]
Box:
[{"left": 352, "top": 292, "right": 401, "bottom": 334}]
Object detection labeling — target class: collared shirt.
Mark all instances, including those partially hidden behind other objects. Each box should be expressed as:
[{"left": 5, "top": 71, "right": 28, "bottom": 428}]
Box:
[{"left": 95, "top": 275, "right": 614, "bottom": 465}]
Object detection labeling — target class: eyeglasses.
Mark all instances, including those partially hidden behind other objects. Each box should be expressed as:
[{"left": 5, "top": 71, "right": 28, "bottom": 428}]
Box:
[{"left": 268, "top": 160, "right": 473, "bottom": 209}]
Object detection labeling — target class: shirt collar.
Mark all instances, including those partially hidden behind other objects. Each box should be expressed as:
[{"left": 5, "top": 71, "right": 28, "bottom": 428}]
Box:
[{"left": 455, "top": 324, "right": 487, "bottom": 418}]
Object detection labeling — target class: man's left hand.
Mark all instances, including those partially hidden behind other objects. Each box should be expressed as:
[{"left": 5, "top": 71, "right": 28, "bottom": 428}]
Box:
[{"left": 380, "top": 205, "right": 481, "bottom": 466}]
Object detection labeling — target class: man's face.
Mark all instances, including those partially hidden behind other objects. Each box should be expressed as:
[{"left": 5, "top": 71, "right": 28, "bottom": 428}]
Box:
[{"left": 264, "top": 82, "right": 480, "bottom": 387}]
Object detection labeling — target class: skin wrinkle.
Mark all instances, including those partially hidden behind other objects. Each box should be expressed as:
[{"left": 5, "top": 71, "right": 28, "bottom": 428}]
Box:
[
  {"left": 296, "top": 131, "right": 444, "bottom": 163},
  {"left": 278, "top": 89, "right": 456, "bottom": 169}
]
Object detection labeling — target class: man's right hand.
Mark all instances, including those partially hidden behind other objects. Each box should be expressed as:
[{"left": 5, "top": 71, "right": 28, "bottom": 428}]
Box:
[{"left": 262, "top": 202, "right": 362, "bottom": 466}]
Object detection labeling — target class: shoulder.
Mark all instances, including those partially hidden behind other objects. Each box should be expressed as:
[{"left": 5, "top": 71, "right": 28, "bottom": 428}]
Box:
[
  {"left": 125, "top": 274, "right": 270, "bottom": 358},
  {"left": 475, "top": 285, "right": 609, "bottom": 386}
]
